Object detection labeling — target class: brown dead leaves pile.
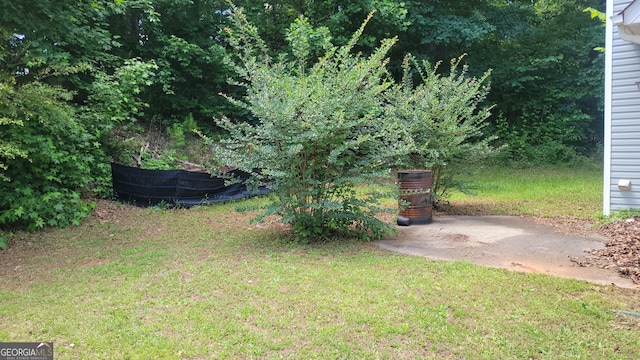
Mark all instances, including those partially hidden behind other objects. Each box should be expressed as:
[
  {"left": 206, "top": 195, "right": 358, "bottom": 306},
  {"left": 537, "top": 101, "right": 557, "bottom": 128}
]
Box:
[
  {"left": 569, "top": 217, "right": 640, "bottom": 284},
  {"left": 591, "top": 218, "right": 640, "bottom": 284}
]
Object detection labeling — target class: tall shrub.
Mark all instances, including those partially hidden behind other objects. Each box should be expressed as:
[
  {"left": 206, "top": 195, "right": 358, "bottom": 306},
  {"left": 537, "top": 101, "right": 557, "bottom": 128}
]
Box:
[
  {"left": 388, "top": 55, "right": 497, "bottom": 203},
  {"left": 0, "top": 80, "right": 96, "bottom": 233},
  {"left": 212, "top": 8, "right": 406, "bottom": 241}
]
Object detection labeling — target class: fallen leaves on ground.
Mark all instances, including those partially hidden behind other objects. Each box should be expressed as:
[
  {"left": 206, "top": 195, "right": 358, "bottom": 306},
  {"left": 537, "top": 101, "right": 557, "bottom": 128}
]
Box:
[
  {"left": 507, "top": 215, "right": 640, "bottom": 284},
  {"left": 527, "top": 215, "right": 640, "bottom": 285},
  {"left": 574, "top": 217, "right": 640, "bottom": 284}
]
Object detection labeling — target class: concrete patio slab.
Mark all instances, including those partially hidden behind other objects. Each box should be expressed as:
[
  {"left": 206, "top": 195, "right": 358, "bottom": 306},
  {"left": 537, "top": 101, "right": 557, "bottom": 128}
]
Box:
[{"left": 376, "top": 215, "right": 637, "bottom": 289}]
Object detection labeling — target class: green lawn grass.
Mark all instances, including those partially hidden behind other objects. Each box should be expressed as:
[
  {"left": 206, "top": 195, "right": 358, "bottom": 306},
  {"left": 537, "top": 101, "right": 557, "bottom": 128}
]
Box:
[
  {"left": 1, "top": 166, "right": 639, "bottom": 359},
  {"left": 445, "top": 166, "right": 603, "bottom": 218}
]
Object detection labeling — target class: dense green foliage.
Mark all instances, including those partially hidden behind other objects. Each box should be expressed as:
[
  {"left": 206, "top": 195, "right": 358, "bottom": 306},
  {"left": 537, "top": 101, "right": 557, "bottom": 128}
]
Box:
[
  {"left": 113, "top": 0, "right": 234, "bottom": 123},
  {"left": 0, "top": 0, "right": 606, "bottom": 240},
  {"left": 389, "top": 55, "right": 497, "bottom": 201},
  {"left": 1, "top": 0, "right": 605, "bottom": 156},
  {"left": 0, "top": 81, "right": 96, "bottom": 232},
  {"left": 213, "top": 10, "right": 404, "bottom": 241},
  {"left": 473, "top": 0, "right": 605, "bottom": 164},
  {"left": 233, "top": 0, "right": 606, "bottom": 164},
  {"left": 0, "top": 5, "right": 156, "bottom": 239}
]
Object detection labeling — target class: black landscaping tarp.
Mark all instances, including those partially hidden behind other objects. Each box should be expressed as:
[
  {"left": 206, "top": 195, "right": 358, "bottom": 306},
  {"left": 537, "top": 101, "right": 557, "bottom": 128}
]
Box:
[{"left": 111, "top": 163, "right": 270, "bottom": 207}]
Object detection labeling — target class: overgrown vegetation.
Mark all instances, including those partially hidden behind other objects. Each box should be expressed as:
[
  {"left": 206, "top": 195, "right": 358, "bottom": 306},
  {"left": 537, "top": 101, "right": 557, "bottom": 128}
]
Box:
[
  {"left": 0, "top": 35, "right": 163, "bottom": 245},
  {"left": 0, "top": 0, "right": 607, "bottom": 241},
  {"left": 211, "top": 10, "right": 404, "bottom": 242},
  {"left": 209, "top": 4, "right": 502, "bottom": 241},
  {"left": 389, "top": 54, "right": 497, "bottom": 202},
  {"left": 0, "top": 81, "right": 97, "bottom": 231}
]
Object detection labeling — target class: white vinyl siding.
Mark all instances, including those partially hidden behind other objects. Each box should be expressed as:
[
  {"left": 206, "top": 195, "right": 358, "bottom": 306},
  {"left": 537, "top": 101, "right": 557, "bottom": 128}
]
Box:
[{"left": 609, "top": 0, "right": 640, "bottom": 212}]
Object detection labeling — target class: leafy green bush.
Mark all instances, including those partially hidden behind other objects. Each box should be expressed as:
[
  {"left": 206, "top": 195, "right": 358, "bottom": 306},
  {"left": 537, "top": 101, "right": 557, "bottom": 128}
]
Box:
[
  {"left": 79, "top": 59, "right": 158, "bottom": 163},
  {"left": 388, "top": 55, "right": 498, "bottom": 203},
  {"left": 212, "top": 8, "right": 405, "bottom": 242},
  {"left": 0, "top": 80, "right": 97, "bottom": 230},
  {"left": 78, "top": 58, "right": 160, "bottom": 188},
  {"left": 0, "top": 109, "right": 28, "bottom": 182},
  {"left": 84, "top": 59, "right": 158, "bottom": 127}
]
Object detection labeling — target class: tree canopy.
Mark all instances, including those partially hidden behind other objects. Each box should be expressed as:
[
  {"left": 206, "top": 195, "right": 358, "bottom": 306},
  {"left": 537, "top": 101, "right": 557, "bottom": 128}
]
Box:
[{"left": 1, "top": 0, "right": 605, "bottom": 155}]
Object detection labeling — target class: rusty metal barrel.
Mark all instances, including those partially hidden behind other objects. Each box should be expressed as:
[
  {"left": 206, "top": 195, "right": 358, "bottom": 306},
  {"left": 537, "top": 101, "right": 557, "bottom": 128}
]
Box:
[{"left": 397, "top": 170, "right": 433, "bottom": 225}]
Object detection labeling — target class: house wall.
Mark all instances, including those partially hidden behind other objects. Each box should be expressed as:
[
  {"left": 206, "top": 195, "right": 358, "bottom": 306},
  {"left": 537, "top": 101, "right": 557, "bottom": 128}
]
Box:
[{"left": 606, "top": 0, "right": 640, "bottom": 214}]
